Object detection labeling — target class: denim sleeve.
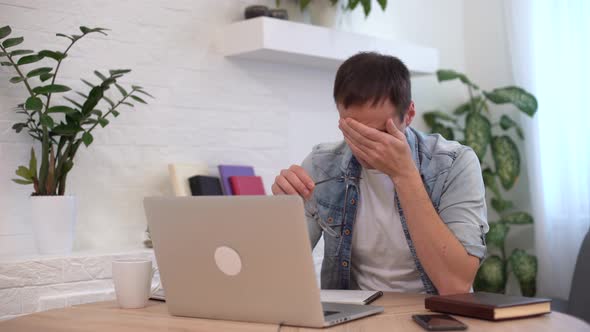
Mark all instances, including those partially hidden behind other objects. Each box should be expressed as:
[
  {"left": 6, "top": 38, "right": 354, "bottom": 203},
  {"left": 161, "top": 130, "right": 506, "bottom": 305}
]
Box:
[
  {"left": 301, "top": 151, "right": 323, "bottom": 250},
  {"left": 437, "top": 148, "right": 489, "bottom": 260}
]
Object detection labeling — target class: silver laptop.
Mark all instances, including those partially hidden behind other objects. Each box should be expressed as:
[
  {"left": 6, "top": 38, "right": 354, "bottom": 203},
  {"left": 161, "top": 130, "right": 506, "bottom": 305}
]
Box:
[{"left": 144, "top": 195, "right": 383, "bottom": 328}]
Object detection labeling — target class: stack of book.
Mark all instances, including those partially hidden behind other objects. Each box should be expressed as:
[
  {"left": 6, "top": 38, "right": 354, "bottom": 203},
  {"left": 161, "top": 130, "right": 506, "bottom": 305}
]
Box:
[{"left": 168, "top": 163, "right": 265, "bottom": 196}]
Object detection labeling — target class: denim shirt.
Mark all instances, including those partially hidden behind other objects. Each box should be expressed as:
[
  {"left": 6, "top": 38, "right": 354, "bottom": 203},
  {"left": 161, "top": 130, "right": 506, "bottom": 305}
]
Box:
[{"left": 301, "top": 127, "right": 489, "bottom": 294}]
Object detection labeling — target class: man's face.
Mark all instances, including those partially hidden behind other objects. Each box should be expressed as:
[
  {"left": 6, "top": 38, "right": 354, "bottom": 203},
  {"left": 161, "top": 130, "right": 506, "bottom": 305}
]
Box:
[{"left": 337, "top": 99, "right": 415, "bottom": 168}]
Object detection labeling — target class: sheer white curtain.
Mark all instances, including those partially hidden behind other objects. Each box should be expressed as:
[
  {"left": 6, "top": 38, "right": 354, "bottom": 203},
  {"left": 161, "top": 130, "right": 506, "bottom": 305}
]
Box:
[{"left": 504, "top": 0, "right": 590, "bottom": 299}]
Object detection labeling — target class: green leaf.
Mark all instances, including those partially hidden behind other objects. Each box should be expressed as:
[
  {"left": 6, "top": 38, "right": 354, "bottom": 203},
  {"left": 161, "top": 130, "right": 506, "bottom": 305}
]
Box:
[
  {"left": 82, "top": 132, "right": 93, "bottom": 147},
  {"left": 464, "top": 112, "right": 492, "bottom": 160},
  {"left": 482, "top": 168, "right": 501, "bottom": 198},
  {"left": 377, "top": 0, "right": 387, "bottom": 11},
  {"left": 491, "top": 197, "right": 513, "bottom": 213},
  {"left": 484, "top": 86, "right": 538, "bottom": 117},
  {"left": 499, "top": 114, "right": 524, "bottom": 139},
  {"left": 111, "top": 110, "right": 120, "bottom": 117},
  {"left": 80, "top": 26, "right": 109, "bottom": 36},
  {"left": 0, "top": 26, "right": 12, "bottom": 40},
  {"left": 48, "top": 106, "right": 76, "bottom": 114},
  {"left": 348, "top": 0, "right": 360, "bottom": 10},
  {"left": 94, "top": 71, "right": 107, "bottom": 81},
  {"left": 501, "top": 212, "right": 533, "bottom": 225},
  {"left": 474, "top": 255, "right": 506, "bottom": 294},
  {"left": 12, "top": 178, "right": 33, "bottom": 185},
  {"left": 40, "top": 114, "right": 55, "bottom": 128},
  {"left": 10, "top": 49, "right": 34, "bottom": 56},
  {"left": 12, "top": 123, "right": 27, "bottom": 133},
  {"left": 76, "top": 91, "right": 88, "bottom": 99},
  {"left": 115, "top": 83, "right": 127, "bottom": 97},
  {"left": 16, "top": 54, "right": 42, "bottom": 65},
  {"left": 136, "top": 89, "right": 154, "bottom": 98},
  {"left": 52, "top": 123, "right": 79, "bottom": 136},
  {"left": 16, "top": 165, "right": 32, "bottom": 180},
  {"left": 2, "top": 37, "right": 23, "bottom": 48},
  {"left": 9, "top": 76, "right": 24, "bottom": 83},
  {"left": 0, "top": 52, "right": 6, "bottom": 57},
  {"left": 130, "top": 95, "right": 147, "bottom": 104},
  {"left": 103, "top": 96, "right": 115, "bottom": 107},
  {"left": 360, "top": 0, "right": 371, "bottom": 17},
  {"left": 81, "top": 79, "right": 95, "bottom": 88},
  {"left": 82, "top": 86, "right": 106, "bottom": 115},
  {"left": 56, "top": 33, "right": 73, "bottom": 41},
  {"left": 25, "top": 96, "right": 43, "bottom": 111},
  {"left": 453, "top": 101, "right": 472, "bottom": 115},
  {"left": 91, "top": 110, "right": 103, "bottom": 117},
  {"left": 29, "top": 147, "right": 37, "bottom": 180},
  {"left": 38, "top": 50, "right": 66, "bottom": 61},
  {"left": 423, "top": 111, "right": 456, "bottom": 128},
  {"left": 109, "top": 69, "right": 131, "bottom": 76},
  {"left": 300, "top": 0, "right": 311, "bottom": 11},
  {"left": 1, "top": 61, "right": 13, "bottom": 66},
  {"left": 98, "top": 118, "right": 109, "bottom": 127},
  {"left": 430, "top": 123, "right": 455, "bottom": 140},
  {"left": 27, "top": 67, "right": 52, "bottom": 78},
  {"left": 492, "top": 136, "right": 520, "bottom": 190},
  {"left": 486, "top": 222, "right": 510, "bottom": 249},
  {"left": 436, "top": 69, "right": 479, "bottom": 89},
  {"left": 63, "top": 96, "right": 83, "bottom": 108},
  {"left": 39, "top": 73, "right": 53, "bottom": 82},
  {"left": 509, "top": 249, "right": 537, "bottom": 297},
  {"left": 122, "top": 102, "right": 134, "bottom": 107},
  {"left": 32, "top": 84, "right": 71, "bottom": 95}
]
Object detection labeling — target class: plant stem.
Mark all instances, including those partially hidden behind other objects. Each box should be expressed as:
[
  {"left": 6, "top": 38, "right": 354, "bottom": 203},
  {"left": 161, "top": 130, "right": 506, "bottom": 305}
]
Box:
[
  {"left": 87, "top": 91, "right": 134, "bottom": 134},
  {"left": 39, "top": 40, "right": 78, "bottom": 195}
]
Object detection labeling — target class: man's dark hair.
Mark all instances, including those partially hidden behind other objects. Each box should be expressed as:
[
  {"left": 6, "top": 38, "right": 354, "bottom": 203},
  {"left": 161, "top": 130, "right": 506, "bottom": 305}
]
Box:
[{"left": 333, "top": 52, "right": 411, "bottom": 120}]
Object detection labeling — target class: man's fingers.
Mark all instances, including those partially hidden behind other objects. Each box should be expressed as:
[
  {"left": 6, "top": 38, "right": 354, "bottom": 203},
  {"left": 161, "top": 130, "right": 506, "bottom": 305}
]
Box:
[
  {"left": 344, "top": 118, "right": 384, "bottom": 141},
  {"left": 275, "top": 176, "right": 298, "bottom": 195},
  {"left": 289, "top": 165, "right": 315, "bottom": 189},
  {"left": 345, "top": 136, "right": 371, "bottom": 162},
  {"left": 271, "top": 183, "right": 285, "bottom": 195},
  {"left": 282, "top": 169, "right": 311, "bottom": 198},
  {"left": 386, "top": 118, "right": 405, "bottom": 140},
  {"left": 339, "top": 120, "right": 376, "bottom": 149}
]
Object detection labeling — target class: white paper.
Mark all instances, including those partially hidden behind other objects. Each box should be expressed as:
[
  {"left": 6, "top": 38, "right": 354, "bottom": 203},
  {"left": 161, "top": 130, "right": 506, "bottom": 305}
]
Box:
[{"left": 320, "top": 290, "right": 382, "bottom": 305}]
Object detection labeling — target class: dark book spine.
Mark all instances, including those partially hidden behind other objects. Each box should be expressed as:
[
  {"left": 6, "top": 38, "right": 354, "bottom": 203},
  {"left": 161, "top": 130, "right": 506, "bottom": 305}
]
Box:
[{"left": 425, "top": 299, "right": 495, "bottom": 321}]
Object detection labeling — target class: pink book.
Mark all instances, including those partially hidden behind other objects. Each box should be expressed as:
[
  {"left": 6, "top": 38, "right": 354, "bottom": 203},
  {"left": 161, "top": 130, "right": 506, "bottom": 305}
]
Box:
[{"left": 229, "top": 176, "right": 266, "bottom": 196}]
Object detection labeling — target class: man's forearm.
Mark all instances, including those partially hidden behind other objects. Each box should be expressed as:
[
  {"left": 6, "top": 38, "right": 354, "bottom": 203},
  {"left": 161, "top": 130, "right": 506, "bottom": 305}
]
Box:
[{"left": 393, "top": 170, "right": 479, "bottom": 295}]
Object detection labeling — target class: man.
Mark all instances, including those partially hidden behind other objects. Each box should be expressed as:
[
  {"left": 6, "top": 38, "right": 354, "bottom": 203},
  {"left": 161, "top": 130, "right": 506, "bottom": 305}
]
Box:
[{"left": 272, "top": 52, "right": 488, "bottom": 295}]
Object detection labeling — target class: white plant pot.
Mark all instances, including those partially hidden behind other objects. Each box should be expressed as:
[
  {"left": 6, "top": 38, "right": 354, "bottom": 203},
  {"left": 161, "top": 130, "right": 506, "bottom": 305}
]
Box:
[
  {"left": 30, "top": 195, "right": 77, "bottom": 255},
  {"left": 281, "top": 1, "right": 352, "bottom": 30}
]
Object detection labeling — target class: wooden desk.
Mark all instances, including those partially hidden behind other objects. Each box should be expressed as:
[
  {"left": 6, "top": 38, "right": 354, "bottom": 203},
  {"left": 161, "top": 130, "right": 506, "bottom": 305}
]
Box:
[{"left": 1, "top": 292, "right": 588, "bottom": 331}]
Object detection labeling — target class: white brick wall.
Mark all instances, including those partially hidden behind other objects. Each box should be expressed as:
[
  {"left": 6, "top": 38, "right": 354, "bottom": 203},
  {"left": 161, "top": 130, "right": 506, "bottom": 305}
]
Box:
[
  {"left": 0, "top": 250, "right": 156, "bottom": 320},
  {"left": 0, "top": 0, "right": 468, "bottom": 256}
]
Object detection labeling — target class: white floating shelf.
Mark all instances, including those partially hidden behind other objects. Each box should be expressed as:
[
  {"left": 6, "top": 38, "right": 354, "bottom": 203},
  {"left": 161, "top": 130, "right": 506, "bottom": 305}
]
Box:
[{"left": 216, "top": 17, "right": 439, "bottom": 75}]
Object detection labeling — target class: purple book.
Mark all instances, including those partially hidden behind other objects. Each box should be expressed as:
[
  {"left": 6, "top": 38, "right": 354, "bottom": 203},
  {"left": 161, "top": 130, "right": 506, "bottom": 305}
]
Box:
[{"left": 218, "top": 165, "right": 255, "bottom": 195}]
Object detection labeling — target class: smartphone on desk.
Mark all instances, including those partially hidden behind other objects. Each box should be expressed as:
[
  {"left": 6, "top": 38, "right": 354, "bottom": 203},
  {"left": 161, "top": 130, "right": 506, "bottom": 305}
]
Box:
[{"left": 412, "top": 314, "right": 467, "bottom": 331}]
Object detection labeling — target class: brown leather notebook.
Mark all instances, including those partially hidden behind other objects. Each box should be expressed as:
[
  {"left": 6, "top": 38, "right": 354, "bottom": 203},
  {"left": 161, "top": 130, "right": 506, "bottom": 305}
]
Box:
[{"left": 425, "top": 292, "right": 551, "bottom": 321}]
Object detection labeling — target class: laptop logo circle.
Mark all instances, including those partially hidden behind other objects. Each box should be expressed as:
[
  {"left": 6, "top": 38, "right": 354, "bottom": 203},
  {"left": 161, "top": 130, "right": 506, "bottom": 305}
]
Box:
[{"left": 214, "top": 246, "right": 242, "bottom": 276}]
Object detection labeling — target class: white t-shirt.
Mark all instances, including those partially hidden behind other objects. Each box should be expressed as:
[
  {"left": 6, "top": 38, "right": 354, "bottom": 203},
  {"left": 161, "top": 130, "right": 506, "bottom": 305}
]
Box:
[{"left": 350, "top": 167, "right": 426, "bottom": 293}]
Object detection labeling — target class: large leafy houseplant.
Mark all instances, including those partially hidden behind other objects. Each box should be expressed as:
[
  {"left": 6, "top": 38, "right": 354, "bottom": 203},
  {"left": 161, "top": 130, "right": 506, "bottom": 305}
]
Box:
[
  {"left": 0, "top": 25, "right": 152, "bottom": 195},
  {"left": 423, "top": 70, "right": 538, "bottom": 296}
]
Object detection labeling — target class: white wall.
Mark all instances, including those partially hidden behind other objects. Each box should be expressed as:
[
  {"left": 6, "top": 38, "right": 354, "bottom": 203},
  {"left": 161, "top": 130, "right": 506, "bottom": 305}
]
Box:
[{"left": 0, "top": 0, "right": 469, "bottom": 257}]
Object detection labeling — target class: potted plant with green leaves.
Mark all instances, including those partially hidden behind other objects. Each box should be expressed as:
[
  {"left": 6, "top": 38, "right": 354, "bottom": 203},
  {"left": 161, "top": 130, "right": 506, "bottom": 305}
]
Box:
[
  {"left": 276, "top": 0, "right": 388, "bottom": 27},
  {"left": 0, "top": 25, "right": 152, "bottom": 254},
  {"left": 423, "top": 70, "right": 538, "bottom": 296}
]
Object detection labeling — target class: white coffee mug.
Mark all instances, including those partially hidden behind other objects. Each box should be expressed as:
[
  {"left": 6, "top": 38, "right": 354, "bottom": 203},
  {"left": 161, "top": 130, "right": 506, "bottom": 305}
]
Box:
[{"left": 112, "top": 259, "right": 160, "bottom": 309}]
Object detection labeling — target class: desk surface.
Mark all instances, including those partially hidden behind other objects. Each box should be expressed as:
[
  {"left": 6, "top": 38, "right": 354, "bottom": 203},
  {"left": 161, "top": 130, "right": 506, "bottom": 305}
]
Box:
[{"left": 1, "top": 292, "right": 588, "bottom": 331}]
